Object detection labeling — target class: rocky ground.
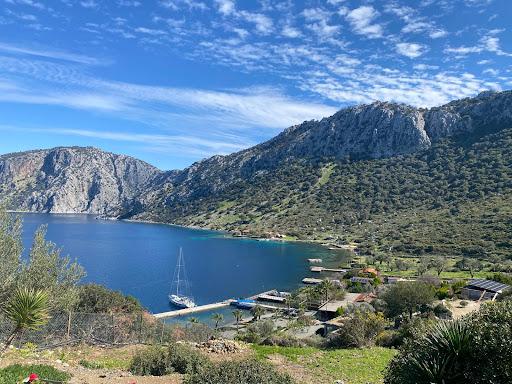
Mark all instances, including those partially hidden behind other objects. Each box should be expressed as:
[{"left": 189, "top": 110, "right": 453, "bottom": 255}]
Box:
[{"left": 0, "top": 340, "right": 251, "bottom": 384}]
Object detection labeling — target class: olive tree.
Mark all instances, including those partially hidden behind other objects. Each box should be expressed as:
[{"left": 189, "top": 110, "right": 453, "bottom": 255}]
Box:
[{"left": 381, "top": 281, "right": 435, "bottom": 319}]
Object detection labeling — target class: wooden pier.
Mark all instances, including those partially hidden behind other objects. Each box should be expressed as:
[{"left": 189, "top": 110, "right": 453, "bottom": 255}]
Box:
[
  {"left": 153, "top": 300, "right": 235, "bottom": 319},
  {"left": 310, "top": 266, "right": 347, "bottom": 273}
]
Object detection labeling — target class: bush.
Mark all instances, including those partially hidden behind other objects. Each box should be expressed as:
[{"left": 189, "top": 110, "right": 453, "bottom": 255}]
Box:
[
  {"left": 433, "top": 303, "right": 452, "bottom": 319},
  {"left": 459, "top": 300, "right": 468, "bottom": 307},
  {"left": 261, "top": 334, "right": 305, "bottom": 347},
  {"left": 435, "top": 285, "right": 451, "bottom": 300},
  {"left": 184, "top": 358, "right": 294, "bottom": 384},
  {"left": 129, "top": 343, "right": 209, "bottom": 376},
  {"left": 375, "top": 330, "right": 399, "bottom": 348},
  {"left": 385, "top": 301, "right": 512, "bottom": 384},
  {"left": 167, "top": 343, "right": 209, "bottom": 374},
  {"left": 327, "top": 310, "right": 386, "bottom": 348},
  {"left": 76, "top": 284, "right": 145, "bottom": 314},
  {"left": 129, "top": 346, "right": 170, "bottom": 376},
  {"left": 0, "top": 364, "right": 70, "bottom": 383}
]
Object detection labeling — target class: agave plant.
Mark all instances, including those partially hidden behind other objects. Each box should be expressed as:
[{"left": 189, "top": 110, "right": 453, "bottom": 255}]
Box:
[
  {"left": 1, "top": 288, "right": 50, "bottom": 356},
  {"left": 409, "top": 320, "right": 472, "bottom": 383}
]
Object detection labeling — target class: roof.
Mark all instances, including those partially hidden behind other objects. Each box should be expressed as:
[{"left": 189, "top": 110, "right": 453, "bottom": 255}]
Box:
[
  {"left": 350, "top": 276, "right": 372, "bottom": 284},
  {"left": 466, "top": 279, "right": 511, "bottom": 293}
]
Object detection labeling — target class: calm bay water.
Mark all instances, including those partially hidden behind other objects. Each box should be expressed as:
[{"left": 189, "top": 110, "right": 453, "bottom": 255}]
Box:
[{"left": 20, "top": 213, "right": 344, "bottom": 315}]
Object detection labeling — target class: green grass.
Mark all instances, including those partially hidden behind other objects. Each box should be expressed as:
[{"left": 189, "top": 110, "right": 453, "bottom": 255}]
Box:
[
  {"left": 79, "top": 356, "right": 130, "bottom": 370},
  {"left": 0, "top": 364, "right": 70, "bottom": 383},
  {"left": 252, "top": 345, "right": 396, "bottom": 384},
  {"left": 316, "top": 163, "right": 336, "bottom": 186}
]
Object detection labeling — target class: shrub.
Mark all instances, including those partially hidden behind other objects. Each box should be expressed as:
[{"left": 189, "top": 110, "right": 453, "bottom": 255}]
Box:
[
  {"left": 375, "top": 330, "right": 399, "bottom": 348},
  {"left": 384, "top": 301, "right": 512, "bottom": 384},
  {"left": 0, "top": 364, "right": 70, "bottom": 383},
  {"left": 129, "top": 343, "right": 209, "bottom": 376},
  {"left": 261, "top": 334, "right": 305, "bottom": 347},
  {"left": 435, "top": 285, "right": 451, "bottom": 300},
  {"left": 129, "top": 346, "right": 170, "bottom": 376},
  {"left": 459, "top": 300, "right": 468, "bottom": 307},
  {"left": 327, "top": 310, "right": 386, "bottom": 348},
  {"left": 167, "top": 343, "right": 209, "bottom": 374},
  {"left": 76, "top": 284, "right": 145, "bottom": 314},
  {"left": 184, "top": 358, "right": 294, "bottom": 384},
  {"left": 433, "top": 303, "right": 452, "bottom": 319}
]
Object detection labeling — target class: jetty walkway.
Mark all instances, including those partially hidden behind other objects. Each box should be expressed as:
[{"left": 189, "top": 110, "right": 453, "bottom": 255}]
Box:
[
  {"left": 154, "top": 300, "right": 235, "bottom": 319},
  {"left": 153, "top": 290, "right": 289, "bottom": 319}
]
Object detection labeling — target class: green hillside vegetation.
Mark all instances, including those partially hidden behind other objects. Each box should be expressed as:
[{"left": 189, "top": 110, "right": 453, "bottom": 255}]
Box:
[{"left": 154, "top": 128, "right": 512, "bottom": 262}]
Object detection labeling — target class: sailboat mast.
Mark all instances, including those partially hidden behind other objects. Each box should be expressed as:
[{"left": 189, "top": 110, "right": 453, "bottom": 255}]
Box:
[{"left": 176, "top": 247, "right": 182, "bottom": 296}]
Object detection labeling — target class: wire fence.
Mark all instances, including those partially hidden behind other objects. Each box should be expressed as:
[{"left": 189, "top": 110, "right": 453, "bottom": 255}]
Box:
[{"left": 0, "top": 312, "right": 216, "bottom": 350}]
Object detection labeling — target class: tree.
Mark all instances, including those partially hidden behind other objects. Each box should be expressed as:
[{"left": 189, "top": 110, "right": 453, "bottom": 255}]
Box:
[
  {"left": 318, "top": 279, "right": 334, "bottom": 302},
  {"left": 0, "top": 209, "right": 23, "bottom": 302},
  {"left": 429, "top": 257, "right": 447, "bottom": 277},
  {"left": 328, "top": 309, "right": 386, "bottom": 348},
  {"left": 188, "top": 317, "right": 199, "bottom": 324},
  {"left": 466, "top": 259, "right": 482, "bottom": 278},
  {"left": 251, "top": 305, "right": 265, "bottom": 321},
  {"left": 20, "top": 226, "right": 85, "bottom": 310},
  {"left": 381, "top": 281, "right": 435, "bottom": 319},
  {"left": 1, "top": 288, "right": 49, "bottom": 356},
  {"left": 232, "top": 310, "right": 243, "bottom": 331},
  {"left": 211, "top": 313, "right": 224, "bottom": 329},
  {"left": 417, "top": 259, "right": 430, "bottom": 276}
]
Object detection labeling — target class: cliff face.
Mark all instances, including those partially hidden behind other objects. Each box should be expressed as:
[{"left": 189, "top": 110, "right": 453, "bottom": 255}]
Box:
[{"left": 0, "top": 147, "right": 160, "bottom": 215}]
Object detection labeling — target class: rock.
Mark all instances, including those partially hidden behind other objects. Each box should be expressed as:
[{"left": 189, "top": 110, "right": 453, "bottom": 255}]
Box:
[{"left": 196, "top": 339, "right": 245, "bottom": 354}]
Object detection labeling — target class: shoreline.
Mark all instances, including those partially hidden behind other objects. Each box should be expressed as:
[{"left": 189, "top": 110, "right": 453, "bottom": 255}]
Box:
[{"left": 9, "top": 210, "right": 343, "bottom": 251}]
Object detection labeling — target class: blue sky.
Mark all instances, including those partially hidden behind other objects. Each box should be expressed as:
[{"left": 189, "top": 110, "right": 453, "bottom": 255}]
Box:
[{"left": 0, "top": 0, "right": 510, "bottom": 169}]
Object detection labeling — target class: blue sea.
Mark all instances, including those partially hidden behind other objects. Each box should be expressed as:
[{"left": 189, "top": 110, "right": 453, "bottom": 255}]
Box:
[{"left": 20, "top": 213, "right": 346, "bottom": 319}]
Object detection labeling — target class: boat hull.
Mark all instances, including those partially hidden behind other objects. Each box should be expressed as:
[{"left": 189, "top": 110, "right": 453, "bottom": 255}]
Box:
[{"left": 169, "top": 294, "right": 196, "bottom": 309}]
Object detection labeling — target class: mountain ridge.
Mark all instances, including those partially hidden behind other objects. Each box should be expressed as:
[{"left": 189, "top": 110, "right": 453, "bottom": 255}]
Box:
[{"left": 1, "top": 90, "right": 512, "bottom": 259}]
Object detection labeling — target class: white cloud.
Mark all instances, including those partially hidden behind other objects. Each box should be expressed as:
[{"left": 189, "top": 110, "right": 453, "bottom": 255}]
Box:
[
  {"left": 240, "top": 11, "right": 273, "bottom": 35},
  {"left": 396, "top": 42, "right": 426, "bottom": 58},
  {"left": 215, "top": 0, "right": 235, "bottom": 16},
  {"left": 80, "top": 0, "right": 98, "bottom": 9},
  {"left": 282, "top": 25, "right": 301, "bottom": 38},
  {"left": 344, "top": 6, "right": 383, "bottom": 38},
  {"left": 0, "top": 42, "right": 105, "bottom": 65},
  {"left": 444, "top": 33, "right": 512, "bottom": 57}
]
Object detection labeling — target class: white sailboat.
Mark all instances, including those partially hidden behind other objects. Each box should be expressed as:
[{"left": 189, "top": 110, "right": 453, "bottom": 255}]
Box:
[{"left": 169, "top": 247, "right": 196, "bottom": 309}]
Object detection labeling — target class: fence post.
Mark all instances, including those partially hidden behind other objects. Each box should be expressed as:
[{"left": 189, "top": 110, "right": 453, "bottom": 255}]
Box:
[
  {"left": 111, "top": 314, "right": 115, "bottom": 345},
  {"left": 67, "top": 311, "right": 72, "bottom": 339},
  {"left": 138, "top": 313, "right": 143, "bottom": 344}
]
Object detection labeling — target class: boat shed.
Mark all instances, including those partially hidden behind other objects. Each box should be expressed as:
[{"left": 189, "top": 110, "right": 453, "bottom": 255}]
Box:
[{"left": 461, "top": 279, "right": 511, "bottom": 301}]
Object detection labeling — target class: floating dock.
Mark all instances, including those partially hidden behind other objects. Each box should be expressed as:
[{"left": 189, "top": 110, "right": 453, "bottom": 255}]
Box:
[
  {"left": 310, "top": 266, "right": 347, "bottom": 273},
  {"left": 153, "top": 300, "right": 235, "bottom": 319},
  {"left": 257, "top": 293, "right": 287, "bottom": 303},
  {"left": 302, "top": 277, "right": 324, "bottom": 284}
]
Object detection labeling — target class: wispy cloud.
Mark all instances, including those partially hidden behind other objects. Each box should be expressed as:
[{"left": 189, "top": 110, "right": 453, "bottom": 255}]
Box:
[
  {"left": 0, "top": 42, "right": 106, "bottom": 65},
  {"left": 0, "top": 125, "right": 252, "bottom": 158}
]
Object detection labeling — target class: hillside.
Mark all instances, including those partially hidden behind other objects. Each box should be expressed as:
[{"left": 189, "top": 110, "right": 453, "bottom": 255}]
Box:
[{"left": 1, "top": 91, "right": 512, "bottom": 259}]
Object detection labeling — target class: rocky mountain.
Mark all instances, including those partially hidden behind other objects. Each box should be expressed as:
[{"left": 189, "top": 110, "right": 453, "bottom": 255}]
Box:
[
  {"left": 0, "top": 146, "right": 159, "bottom": 215},
  {"left": 1, "top": 91, "right": 512, "bottom": 258},
  {"left": 135, "top": 90, "right": 512, "bottom": 214}
]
